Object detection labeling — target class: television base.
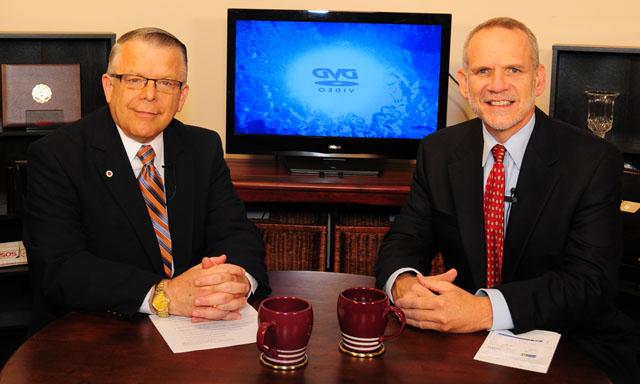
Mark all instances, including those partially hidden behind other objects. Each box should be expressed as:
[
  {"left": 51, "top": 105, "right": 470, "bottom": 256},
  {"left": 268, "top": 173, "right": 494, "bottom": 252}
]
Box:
[{"left": 284, "top": 156, "right": 383, "bottom": 177}]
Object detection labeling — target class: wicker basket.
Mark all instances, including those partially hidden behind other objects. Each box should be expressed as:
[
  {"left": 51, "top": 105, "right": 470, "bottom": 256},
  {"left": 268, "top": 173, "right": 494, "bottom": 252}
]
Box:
[
  {"left": 334, "top": 225, "right": 388, "bottom": 275},
  {"left": 334, "top": 224, "right": 445, "bottom": 276},
  {"left": 255, "top": 222, "right": 326, "bottom": 271}
]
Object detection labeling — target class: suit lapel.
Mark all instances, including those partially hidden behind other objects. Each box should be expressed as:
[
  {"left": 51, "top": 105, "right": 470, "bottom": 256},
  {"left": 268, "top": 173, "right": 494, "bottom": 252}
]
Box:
[
  {"left": 163, "top": 121, "right": 195, "bottom": 274},
  {"left": 502, "top": 110, "right": 560, "bottom": 282},
  {"left": 448, "top": 121, "right": 486, "bottom": 288},
  {"left": 88, "top": 109, "right": 163, "bottom": 274}
]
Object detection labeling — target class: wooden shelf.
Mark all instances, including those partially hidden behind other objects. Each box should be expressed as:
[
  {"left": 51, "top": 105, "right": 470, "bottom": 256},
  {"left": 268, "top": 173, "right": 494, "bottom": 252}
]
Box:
[
  {"left": 227, "top": 157, "right": 414, "bottom": 207},
  {"left": 0, "top": 265, "right": 28, "bottom": 275}
]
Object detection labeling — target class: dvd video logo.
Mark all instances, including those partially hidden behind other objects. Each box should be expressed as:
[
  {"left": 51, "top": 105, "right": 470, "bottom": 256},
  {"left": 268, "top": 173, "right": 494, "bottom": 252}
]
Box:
[{"left": 312, "top": 68, "right": 358, "bottom": 93}]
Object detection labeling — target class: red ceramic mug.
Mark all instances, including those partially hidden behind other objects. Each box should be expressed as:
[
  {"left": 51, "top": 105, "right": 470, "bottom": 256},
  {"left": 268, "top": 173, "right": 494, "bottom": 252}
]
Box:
[
  {"left": 257, "top": 296, "right": 313, "bottom": 370},
  {"left": 337, "top": 287, "right": 405, "bottom": 357}
]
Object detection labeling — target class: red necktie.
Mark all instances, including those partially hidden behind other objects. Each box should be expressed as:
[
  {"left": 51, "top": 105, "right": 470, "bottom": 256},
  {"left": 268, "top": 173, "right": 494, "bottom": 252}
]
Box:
[
  {"left": 484, "top": 144, "right": 506, "bottom": 288},
  {"left": 136, "top": 145, "right": 173, "bottom": 278}
]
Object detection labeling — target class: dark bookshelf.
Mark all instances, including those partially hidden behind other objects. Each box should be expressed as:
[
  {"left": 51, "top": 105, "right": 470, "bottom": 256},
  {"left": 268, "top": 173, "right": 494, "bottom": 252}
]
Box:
[{"left": 0, "top": 32, "right": 115, "bottom": 368}]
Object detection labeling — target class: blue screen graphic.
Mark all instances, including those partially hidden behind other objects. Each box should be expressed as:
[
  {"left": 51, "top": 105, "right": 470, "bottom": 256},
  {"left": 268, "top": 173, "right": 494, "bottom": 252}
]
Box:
[{"left": 234, "top": 20, "right": 443, "bottom": 139}]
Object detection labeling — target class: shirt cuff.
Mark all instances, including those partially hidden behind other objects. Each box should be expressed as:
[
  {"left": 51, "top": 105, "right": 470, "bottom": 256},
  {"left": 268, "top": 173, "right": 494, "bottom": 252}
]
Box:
[
  {"left": 245, "top": 272, "right": 258, "bottom": 297},
  {"left": 139, "top": 285, "right": 154, "bottom": 315},
  {"left": 476, "top": 288, "right": 514, "bottom": 331},
  {"left": 384, "top": 267, "right": 420, "bottom": 303}
]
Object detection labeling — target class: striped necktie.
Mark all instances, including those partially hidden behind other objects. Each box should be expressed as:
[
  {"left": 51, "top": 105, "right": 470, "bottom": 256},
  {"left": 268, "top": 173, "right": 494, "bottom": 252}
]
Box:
[
  {"left": 136, "top": 145, "right": 173, "bottom": 278},
  {"left": 484, "top": 144, "right": 506, "bottom": 288}
]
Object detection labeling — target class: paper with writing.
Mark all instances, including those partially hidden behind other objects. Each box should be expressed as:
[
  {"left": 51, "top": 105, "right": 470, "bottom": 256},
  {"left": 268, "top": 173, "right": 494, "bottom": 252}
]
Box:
[
  {"left": 474, "top": 329, "right": 561, "bottom": 373},
  {"left": 150, "top": 305, "right": 258, "bottom": 353}
]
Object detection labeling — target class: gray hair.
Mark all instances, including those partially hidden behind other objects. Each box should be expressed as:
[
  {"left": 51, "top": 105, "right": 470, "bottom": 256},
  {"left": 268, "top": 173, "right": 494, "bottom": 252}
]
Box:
[
  {"left": 107, "top": 27, "right": 188, "bottom": 79},
  {"left": 462, "top": 17, "right": 539, "bottom": 69}
]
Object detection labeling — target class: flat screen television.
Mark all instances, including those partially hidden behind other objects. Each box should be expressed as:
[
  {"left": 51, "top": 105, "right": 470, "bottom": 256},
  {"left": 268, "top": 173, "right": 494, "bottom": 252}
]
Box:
[{"left": 226, "top": 8, "right": 452, "bottom": 175}]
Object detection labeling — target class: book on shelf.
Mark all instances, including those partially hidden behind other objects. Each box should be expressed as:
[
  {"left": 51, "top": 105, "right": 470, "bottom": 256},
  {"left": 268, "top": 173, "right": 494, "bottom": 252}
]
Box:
[{"left": 0, "top": 240, "right": 27, "bottom": 268}]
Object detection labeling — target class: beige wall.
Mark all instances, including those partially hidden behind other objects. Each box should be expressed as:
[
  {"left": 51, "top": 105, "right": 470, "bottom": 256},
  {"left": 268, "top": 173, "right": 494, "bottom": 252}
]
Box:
[{"left": 2, "top": 0, "right": 639, "bottom": 148}]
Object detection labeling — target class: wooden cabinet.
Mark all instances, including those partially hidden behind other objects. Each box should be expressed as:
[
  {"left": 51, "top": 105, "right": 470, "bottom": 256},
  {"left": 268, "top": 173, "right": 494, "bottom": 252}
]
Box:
[
  {"left": 227, "top": 157, "right": 414, "bottom": 275},
  {"left": 229, "top": 157, "right": 413, "bottom": 206}
]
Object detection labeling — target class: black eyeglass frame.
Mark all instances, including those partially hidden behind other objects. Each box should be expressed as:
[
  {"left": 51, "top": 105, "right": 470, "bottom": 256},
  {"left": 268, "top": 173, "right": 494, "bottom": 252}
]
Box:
[{"left": 108, "top": 73, "right": 185, "bottom": 92}]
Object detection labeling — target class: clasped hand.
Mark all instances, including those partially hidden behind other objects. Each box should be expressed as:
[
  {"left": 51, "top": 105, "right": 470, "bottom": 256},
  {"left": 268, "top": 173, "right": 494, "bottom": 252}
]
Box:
[
  {"left": 392, "top": 269, "right": 493, "bottom": 333},
  {"left": 164, "top": 255, "right": 250, "bottom": 321}
]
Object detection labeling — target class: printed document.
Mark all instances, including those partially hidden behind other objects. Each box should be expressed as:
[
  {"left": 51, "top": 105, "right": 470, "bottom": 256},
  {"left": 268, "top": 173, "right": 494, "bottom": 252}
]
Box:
[
  {"left": 474, "top": 329, "right": 561, "bottom": 373},
  {"left": 150, "top": 305, "right": 258, "bottom": 353}
]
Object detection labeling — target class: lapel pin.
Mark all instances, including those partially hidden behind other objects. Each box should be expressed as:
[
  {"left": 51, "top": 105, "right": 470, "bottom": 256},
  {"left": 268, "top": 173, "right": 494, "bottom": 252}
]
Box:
[{"left": 105, "top": 170, "right": 114, "bottom": 178}]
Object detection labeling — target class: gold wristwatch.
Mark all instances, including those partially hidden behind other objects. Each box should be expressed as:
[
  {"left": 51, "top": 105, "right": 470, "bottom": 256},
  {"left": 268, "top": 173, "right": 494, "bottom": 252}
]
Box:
[{"left": 151, "top": 279, "right": 170, "bottom": 318}]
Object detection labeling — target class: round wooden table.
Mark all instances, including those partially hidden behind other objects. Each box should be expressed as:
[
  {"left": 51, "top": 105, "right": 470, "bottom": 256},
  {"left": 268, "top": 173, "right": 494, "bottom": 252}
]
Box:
[{"left": 0, "top": 271, "right": 609, "bottom": 383}]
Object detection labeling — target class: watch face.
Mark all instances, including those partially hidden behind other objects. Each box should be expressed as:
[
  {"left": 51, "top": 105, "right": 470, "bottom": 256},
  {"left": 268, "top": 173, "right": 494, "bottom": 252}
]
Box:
[
  {"left": 153, "top": 294, "right": 169, "bottom": 310},
  {"left": 152, "top": 282, "right": 170, "bottom": 317},
  {"left": 32, "top": 84, "right": 52, "bottom": 104}
]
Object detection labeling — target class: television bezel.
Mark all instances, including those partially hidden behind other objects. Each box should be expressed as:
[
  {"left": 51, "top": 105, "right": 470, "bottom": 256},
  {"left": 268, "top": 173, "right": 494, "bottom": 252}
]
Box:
[{"left": 226, "top": 8, "right": 452, "bottom": 160}]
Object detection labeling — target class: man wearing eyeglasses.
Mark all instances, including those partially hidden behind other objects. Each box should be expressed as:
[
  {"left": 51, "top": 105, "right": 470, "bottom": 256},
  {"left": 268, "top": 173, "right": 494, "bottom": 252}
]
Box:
[{"left": 25, "top": 27, "right": 270, "bottom": 332}]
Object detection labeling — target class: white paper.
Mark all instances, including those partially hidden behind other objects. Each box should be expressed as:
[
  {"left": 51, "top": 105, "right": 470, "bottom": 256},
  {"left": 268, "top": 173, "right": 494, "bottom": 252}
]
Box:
[
  {"left": 0, "top": 241, "right": 27, "bottom": 267},
  {"left": 149, "top": 305, "right": 258, "bottom": 353},
  {"left": 474, "top": 329, "right": 561, "bottom": 373}
]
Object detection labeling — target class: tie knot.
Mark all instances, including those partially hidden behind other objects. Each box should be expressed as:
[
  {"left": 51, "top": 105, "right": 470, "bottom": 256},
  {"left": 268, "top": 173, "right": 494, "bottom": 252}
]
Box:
[
  {"left": 136, "top": 145, "right": 156, "bottom": 166},
  {"left": 491, "top": 144, "right": 506, "bottom": 164}
]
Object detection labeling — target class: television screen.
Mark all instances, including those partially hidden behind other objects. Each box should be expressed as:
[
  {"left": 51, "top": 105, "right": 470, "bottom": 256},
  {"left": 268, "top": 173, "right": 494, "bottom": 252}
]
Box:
[{"left": 226, "top": 9, "right": 452, "bottom": 171}]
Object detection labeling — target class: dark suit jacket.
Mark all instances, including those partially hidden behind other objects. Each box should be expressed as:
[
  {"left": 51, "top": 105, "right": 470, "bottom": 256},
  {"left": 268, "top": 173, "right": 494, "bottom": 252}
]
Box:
[
  {"left": 375, "top": 109, "right": 638, "bottom": 383},
  {"left": 25, "top": 106, "right": 270, "bottom": 331}
]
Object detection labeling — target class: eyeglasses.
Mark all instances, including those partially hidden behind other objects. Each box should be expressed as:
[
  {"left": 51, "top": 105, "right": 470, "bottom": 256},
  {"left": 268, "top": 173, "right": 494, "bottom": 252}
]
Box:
[{"left": 109, "top": 74, "right": 184, "bottom": 94}]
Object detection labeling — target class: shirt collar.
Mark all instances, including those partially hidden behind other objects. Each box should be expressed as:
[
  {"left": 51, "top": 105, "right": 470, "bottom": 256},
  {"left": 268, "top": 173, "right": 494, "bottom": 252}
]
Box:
[
  {"left": 116, "top": 126, "right": 164, "bottom": 165},
  {"left": 481, "top": 114, "right": 536, "bottom": 169}
]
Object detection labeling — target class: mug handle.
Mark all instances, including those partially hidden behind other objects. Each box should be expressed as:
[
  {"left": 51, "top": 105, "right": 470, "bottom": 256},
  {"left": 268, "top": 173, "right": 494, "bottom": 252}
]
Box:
[
  {"left": 380, "top": 305, "right": 406, "bottom": 342},
  {"left": 256, "top": 321, "right": 278, "bottom": 358}
]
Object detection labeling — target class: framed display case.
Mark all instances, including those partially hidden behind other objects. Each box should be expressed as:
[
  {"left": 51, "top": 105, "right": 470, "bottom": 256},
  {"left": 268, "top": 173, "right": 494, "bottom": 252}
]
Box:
[{"left": 550, "top": 45, "right": 640, "bottom": 163}]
